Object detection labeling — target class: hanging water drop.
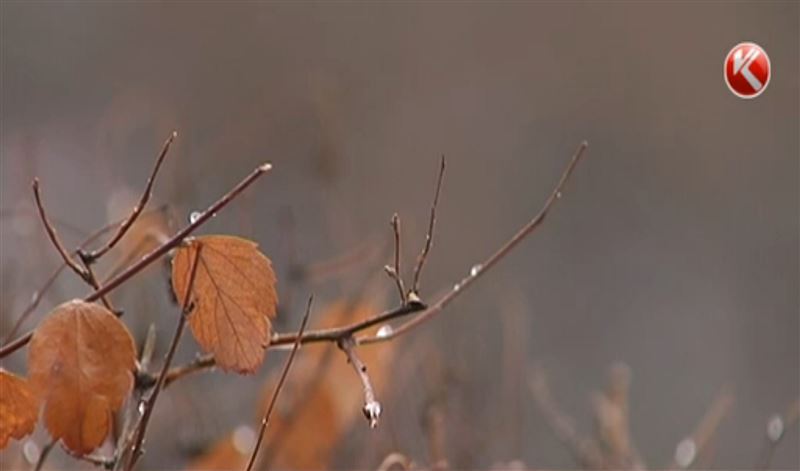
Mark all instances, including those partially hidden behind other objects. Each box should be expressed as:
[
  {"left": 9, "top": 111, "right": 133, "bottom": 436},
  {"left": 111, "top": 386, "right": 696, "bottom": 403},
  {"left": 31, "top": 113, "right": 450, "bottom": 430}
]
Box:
[
  {"left": 189, "top": 211, "right": 202, "bottom": 224},
  {"left": 555, "top": 191, "right": 562, "bottom": 199},
  {"left": 363, "top": 400, "right": 382, "bottom": 428}
]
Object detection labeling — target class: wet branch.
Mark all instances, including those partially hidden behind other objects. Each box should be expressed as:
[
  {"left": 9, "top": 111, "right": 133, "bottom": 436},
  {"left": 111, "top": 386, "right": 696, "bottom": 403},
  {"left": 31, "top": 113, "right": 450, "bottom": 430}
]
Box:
[
  {"left": 338, "top": 335, "right": 381, "bottom": 428},
  {"left": 79, "top": 131, "right": 177, "bottom": 264},
  {"left": 123, "top": 244, "right": 203, "bottom": 471},
  {"left": 0, "top": 163, "right": 273, "bottom": 358}
]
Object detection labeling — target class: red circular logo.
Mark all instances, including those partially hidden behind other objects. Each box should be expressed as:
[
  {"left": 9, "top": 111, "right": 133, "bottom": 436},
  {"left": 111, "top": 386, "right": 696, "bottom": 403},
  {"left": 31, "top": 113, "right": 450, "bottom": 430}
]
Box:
[{"left": 724, "top": 42, "right": 771, "bottom": 99}]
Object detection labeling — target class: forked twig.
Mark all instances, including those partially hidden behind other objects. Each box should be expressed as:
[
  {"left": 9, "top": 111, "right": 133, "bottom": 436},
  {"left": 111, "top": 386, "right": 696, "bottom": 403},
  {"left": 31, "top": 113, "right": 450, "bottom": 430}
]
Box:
[
  {"left": 2, "top": 206, "right": 168, "bottom": 345},
  {"left": 155, "top": 143, "right": 589, "bottom": 385},
  {"left": 246, "top": 296, "right": 313, "bottom": 471},
  {"left": 80, "top": 131, "right": 177, "bottom": 263},
  {"left": 0, "top": 163, "right": 272, "bottom": 359},
  {"left": 361, "top": 141, "right": 588, "bottom": 344},
  {"left": 124, "top": 245, "right": 203, "bottom": 471}
]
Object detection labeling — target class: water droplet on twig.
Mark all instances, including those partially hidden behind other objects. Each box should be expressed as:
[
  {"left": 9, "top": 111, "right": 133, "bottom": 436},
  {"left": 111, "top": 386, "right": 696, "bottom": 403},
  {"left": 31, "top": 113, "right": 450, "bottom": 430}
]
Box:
[
  {"left": 189, "top": 211, "right": 202, "bottom": 224},
  {"left": 376, "top": 325, "right": 393, "bottom": 338},
  {"left": 470, "top": 264, "right": 483, "bottom": 277}
]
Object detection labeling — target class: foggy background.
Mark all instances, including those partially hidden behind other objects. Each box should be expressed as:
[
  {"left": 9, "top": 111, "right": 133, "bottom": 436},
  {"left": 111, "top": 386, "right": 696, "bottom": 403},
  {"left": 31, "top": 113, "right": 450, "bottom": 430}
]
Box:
[{"left": 1, "top": 2, "right": 797, "bottom": 469}]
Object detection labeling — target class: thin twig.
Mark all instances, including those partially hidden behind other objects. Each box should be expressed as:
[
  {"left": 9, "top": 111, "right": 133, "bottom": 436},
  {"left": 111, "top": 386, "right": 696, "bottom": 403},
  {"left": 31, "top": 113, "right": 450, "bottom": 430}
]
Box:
[
  {"left": 156, "top": 142, "right": 589, "bottom": 383},
  {"left": 80, "top": 258, "right": 116, "bottom": 312},
  {"left": 667, "top": 387, "right": 734, "bottom": 469},
  {"left": 361, "top": 141, "right": 588, "bottom": 344},
  {"left": 154, "top": 302, "right": 425, "bottom": 386},
  {"left": 33, "top": 178, "right": 116, "bottom": 311},
  {"left": 0, "top": 163, "right": 272, "bottom": 359},
  {"left": 411, "top": 155, "right": 445, "bottom": 296},
  {"left": 123, "top": 245, "right": 203, "bottom": 471},
  {"left": 338, "top": 335, "right": 381, "bottom": 428},
  {"left": 32, "top": 178, "right": 90, "bottom": 282},
  {"left": 246, "top": 295, "right": 313, "bottom": 471},
  {"left": 528, "top": 366, "right": 604, "bottom": 468},
  {"left": 80, "top": 131, "right": 177, "bottom": 264},
  {"left": 2, "top": 206, "right": 168, "bottom": 345},
  {"left": 384, "top": 213, "right": 407, "bottom": 304},
  {"left": 592, "top": 363, "right": 645, "bottom": 469},
  {"left": 3, "top": 263, "right": 66, "bottom": 343},
  {"left": 33, "top": 439, "right": 57, "bottom": 471}
]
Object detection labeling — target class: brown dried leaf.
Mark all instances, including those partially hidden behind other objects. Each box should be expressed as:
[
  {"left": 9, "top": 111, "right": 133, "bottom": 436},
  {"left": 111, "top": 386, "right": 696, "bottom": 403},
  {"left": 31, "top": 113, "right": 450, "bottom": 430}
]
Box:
[
  {"left": 28, "top": 300, "right": 136, "bottom": 455},
  {"left": 0, "top": 370, "right": 39, "bottom": 448},
  {"left": 171, "top": 235, "right": 278, "bottom": 373}
]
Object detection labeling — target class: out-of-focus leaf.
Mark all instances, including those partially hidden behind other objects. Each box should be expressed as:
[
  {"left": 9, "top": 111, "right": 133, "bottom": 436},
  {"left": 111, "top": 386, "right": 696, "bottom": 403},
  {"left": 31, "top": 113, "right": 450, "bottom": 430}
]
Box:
[
  {"left": 0, "top": 370, "right": 38, "bottom": 448},
  {"left": 28, "top": 300, "right": 136, "bottom": 455}
]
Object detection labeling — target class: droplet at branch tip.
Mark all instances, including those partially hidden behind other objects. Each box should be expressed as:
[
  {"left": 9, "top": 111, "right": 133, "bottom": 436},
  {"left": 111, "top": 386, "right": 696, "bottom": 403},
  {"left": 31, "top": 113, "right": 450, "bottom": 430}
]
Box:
[{"left": 259, "top": 163, "right": 273, "bottom": 172}]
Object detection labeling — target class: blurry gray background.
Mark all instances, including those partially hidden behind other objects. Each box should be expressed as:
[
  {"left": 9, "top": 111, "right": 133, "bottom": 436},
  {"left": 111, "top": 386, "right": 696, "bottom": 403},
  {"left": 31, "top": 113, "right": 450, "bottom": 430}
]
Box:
[{"left": 1, "top": 2, "right": 798, "bottom": 469}]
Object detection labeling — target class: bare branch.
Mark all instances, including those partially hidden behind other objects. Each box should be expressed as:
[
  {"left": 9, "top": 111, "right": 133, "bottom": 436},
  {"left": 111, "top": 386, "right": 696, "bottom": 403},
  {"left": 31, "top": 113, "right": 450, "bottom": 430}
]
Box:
[
  {"left": 32, "top": 178, "right": 90, "bottom": 283},
  {"left": 0, "top": 163, "right": 272, "bottom": 358},
  {"left": 80, "top": 131, "right": 177, "bottom": 264},
  {"left": 411, "top": 155, "right": 445, "bottom": 296},
  {"left": 2, "top": 206, "right": 168, "bottom": 345},
  {"left": 528, "top": 367, "right": 604, "bottom": 468},
  {"left": 124, "top": 244, "right": 203, "bottom": 471},
  {"left": 361, "top": 141, "right": 588, "bottom": 344},
  {"left": 157, "top": 142, "right": 589, "bottom": 384},
  {"left": 246, "top": 295, "right": 313, "bottom": 471},
  {"left": 384, "top": 213, "right": 407, "bottom": 304},
  {"left": 338, "top": 335, "right": 381, "bottom": 428},
  {"left": 33, "top": 178, "right": 117, "bottom": 312}
]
